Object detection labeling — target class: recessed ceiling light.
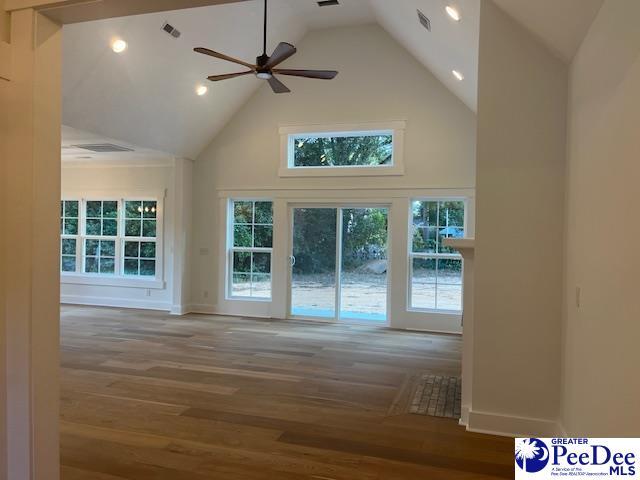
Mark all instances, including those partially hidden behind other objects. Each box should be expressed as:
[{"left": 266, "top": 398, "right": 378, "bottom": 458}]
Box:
[
  {"left": 196, "top": 85, "right": 208, "bottom": 96},
  {"left": 452, "top": 70, "right": 464, "bottom": 81},
  {"left": 445, "top": 5, "right": 461, "bottom": 21},
  {"left": 111, "top": 39, "right": 127, "bottom": 53}
]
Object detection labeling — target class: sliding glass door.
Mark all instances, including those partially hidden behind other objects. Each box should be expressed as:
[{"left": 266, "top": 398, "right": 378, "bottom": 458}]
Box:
[
  {"left": 340, "top": 208, "right": 388, "bottom": 322},
  {"left": 290, "top": 208, "right": 337, "bottom": 319},
  {"left": 290, "top": 206, "right": 388, "bottom": 323}
]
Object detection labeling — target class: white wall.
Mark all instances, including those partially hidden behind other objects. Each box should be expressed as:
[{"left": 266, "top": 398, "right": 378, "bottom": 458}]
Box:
[
  {"left": 471, "top": 0, "right": 567, "bottom": 436},
  {"left": 561, "top": 0, "right": 640, "bottom": 436},
  {"left": 61, "top": 162, "right": 183, "bottom": 311},
  {"left": 191, "top": 23, "right": 477, "bottom": 328}
]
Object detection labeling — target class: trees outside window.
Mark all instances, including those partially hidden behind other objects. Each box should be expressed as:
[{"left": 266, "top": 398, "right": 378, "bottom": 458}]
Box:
[
  {"left": 60, "top": 200, "right": 79, "bottom": 272},
  {"left": 280, "top": 123, "right": 405, "bottom": 177},
  {"left": 229, "top": 200, "right": 273, "bottom": 299},
  {"left": 123, "top": 201, "right": 158, "bottom": 277},
  {"left": 292, "top": 133, "right": 392, "bottom": 167},
  {"left": 60, "top": 199, "right": 159, "bottom": 278},
  {"left": 410, "top": 200, "right": 465, "bottom": 312}
]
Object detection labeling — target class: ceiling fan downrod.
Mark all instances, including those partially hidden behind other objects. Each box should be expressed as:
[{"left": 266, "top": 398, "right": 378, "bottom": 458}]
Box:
[
  {"left": 263, "top": 0, "right": 268, "bottom": 57},
  {"left": 193, "top": 0, "right": 338, "bottom": 94}
]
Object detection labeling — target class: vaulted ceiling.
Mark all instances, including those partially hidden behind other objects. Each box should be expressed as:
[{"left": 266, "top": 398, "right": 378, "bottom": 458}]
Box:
[
  {"left": 492, "top": 0, "right": 603, "bottom": 61},
  {"left": 62, "top": 0, "right": 603, "bottom": 161}
]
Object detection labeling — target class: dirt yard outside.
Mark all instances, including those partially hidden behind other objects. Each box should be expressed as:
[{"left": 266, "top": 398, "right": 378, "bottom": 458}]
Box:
[{"left": 234, "top": 271, "right": 462, "bottom": 318}]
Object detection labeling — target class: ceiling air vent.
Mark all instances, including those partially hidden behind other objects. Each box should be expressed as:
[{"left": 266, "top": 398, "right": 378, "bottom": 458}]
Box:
[
  {"left": 317, "top": 0, "right": 339, "bottom": 6},
  {"left": 162, "top": 22, "right": 181, "bottom": 39},
  {"left": 417, "top": 9, "right": 431, "bottom": 32},
  {"left": 72, "top": 143, "right": 134, "bottom": 153}
]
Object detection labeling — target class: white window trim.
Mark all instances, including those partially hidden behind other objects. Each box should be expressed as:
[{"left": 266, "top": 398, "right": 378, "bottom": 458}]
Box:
[
  {"left": 60, "top": 193, "right": 165, "bottom": 290},
  {"left": 60, "top": 200, "right": 80, "bottom": 274},
  {"left": 226, "top": 199, "right": 274, "bottom": 302},
  {"left": 278, "top": 121, "right": 406, "bottom": 177},
  {"left": 407, "top": 198, "right": 467, "bottom": 315},
  {"left": 213, "top": 189, "right": 472, "bottom": 333},
  {"left": 61, "top": 274, "right": 164, "bottom": 289}
]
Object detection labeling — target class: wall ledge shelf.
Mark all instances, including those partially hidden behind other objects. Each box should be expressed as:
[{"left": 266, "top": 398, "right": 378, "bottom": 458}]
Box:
[
  {"left": 443, "top": 238, "right": 475, "bottom": 252},
  {"left": 442, "top": 236, "right": 475, "bottom": 427}
]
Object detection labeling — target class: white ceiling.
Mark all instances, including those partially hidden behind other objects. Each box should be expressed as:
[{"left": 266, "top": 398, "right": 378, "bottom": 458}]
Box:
[
  {"left": 371, "top": 0, "right": 480, "bottom": 112},
  {"left": 62, "top": 0, "right": 481, "bottom": 160},
  {"left": 61, "top": 125, "right": 175, "bottom": 167},
  {"left": 63, "top": 0, "right": 307, "bottom": 160},
  {"left": 288, "top": 0, "right": 375, "bottom": 29},
  {"left": 62, "top": 0, "right": 601, "bottom": 161},
  {"left": 492, "top": 0, "right": 603, "bottom": 61}
]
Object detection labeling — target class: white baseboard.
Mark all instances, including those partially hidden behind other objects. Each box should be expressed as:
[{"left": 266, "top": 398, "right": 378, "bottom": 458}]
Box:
[
  {"left": 186, "top": 304, "right": 274, "bottom": 319},
  {"left": 170, "top": 304, "right": 190, "bottom": 315},
  {"left": 61, "top": 295, "right": 171, "bottom": 312},
  {"left": 61, "top": 299, "right": 251, "bottom": 317},
  {"left": 459, "top": 405, "right": 470, "bottom": 427},
  {"left": 187, "top": 304, "right": 217, "bottom": 314},
  {"left": 467, "top": 409, "right": 560, "bottom": 438}
]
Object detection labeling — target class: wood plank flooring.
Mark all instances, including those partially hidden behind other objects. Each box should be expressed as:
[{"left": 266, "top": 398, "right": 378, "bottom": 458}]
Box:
[{"left": 60, "top": 305, "right": 513, "bottom": 479}]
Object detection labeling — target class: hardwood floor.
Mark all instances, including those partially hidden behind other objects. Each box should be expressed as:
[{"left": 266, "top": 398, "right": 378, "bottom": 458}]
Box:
[{"left": 60, "top": 305, "right": 513, "bottom": 479}]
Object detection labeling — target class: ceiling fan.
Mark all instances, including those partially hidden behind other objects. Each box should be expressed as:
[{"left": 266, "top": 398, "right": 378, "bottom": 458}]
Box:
[{"left": 194, "top": 0, "right": 338, "bottom": 94}]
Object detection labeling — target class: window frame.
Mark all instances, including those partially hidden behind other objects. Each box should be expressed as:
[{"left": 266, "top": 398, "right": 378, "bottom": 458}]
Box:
[
  {"left": 60, "top": 200, "right": 80, "bottom": 273},
  {"left": 408, "top": 198, "right": 467, "bottom": 314},
  {"left": 226, "top": 199, "right": 274, "bottom": 302},
  {"left": 82, "top": 200, "right": 119, "bottom": 275},
  {"left": 279, "top": 121, "right": 406, "bottom": 177},
  {"left": 121, "top": 200, "right": 160, "bottom": 278},
  {"left": 60, "top": 195, "right": 164, "bottom": 289}
]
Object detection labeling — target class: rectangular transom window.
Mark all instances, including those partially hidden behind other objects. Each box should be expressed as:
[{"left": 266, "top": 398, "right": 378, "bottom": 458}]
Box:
[
  {"left": 292, "top": 131, "right": 392, "bottom": 167},
  {"left": 228, "top": 200, "right": 273, "bottom": 300},
  {"left": 60, "top": 198, "right": 160, "bottom": 280},
  {"left": 280, "top": 122, "right": 405, "bottom": 177},
  {"left": 409, "top": 200, "right": 465, "bottom": 312}
]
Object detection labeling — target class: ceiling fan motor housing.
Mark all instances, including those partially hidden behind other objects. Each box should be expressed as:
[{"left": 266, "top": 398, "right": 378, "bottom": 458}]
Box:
[
  {"left": 257, "top": 53, "right": 270, "bottom": 68},
  {"left": 255, "top": 54, "right": 273, "bottom": 79},
  {"left": 194, "top": 0, "right": 337, "bottom": 93}
]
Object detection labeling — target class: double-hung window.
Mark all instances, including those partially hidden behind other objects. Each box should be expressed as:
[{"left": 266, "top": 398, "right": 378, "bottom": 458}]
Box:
[
  {"left": 60, "top": 198, "right": 160, "bottom": 280},
  {"left": 123, "top": 201, "right": 158, "bottom": 277},
  {"left": 409, "top": 200, "right": 465, "bottom": 312},
  {"left": 229, "top": 200, "right": 273, "bottom": 299},
  {"left": 60, "top": 200, "right": 80, "bottom": 272},
  {"left": 84, "top": 200, "right": 118, "bottom": 274}
]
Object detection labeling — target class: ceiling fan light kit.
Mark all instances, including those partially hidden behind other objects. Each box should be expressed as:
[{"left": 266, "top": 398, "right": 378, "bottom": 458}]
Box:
[{"left": 194, "top": 0, "right": 338, "bottom": 94}]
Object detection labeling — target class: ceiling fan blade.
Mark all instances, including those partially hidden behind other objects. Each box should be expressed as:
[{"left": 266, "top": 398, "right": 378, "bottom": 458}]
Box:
[
  {"left": 207, "top": 71, "right": 254, "bottom": 82},
  {"left": 194, "top": 47, "right": 256, "bottom": 70},
  {"left": 267, "top": 76, "right": 291, "bottom": 94},
  {"left": 273, "top": 69, "right": 338, "bottom": 80},
  {"left": 264, "top": 42, "right": 297, "bottom": 69}
]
